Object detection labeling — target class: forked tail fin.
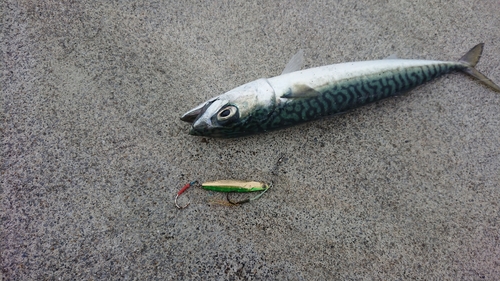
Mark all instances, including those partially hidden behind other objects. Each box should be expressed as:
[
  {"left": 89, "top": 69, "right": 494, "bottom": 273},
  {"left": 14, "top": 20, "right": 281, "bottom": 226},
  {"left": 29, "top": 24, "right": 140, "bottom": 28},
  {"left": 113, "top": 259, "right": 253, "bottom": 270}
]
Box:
[{"left": 459, "top": 43, "right": 500, "bottom": 92}]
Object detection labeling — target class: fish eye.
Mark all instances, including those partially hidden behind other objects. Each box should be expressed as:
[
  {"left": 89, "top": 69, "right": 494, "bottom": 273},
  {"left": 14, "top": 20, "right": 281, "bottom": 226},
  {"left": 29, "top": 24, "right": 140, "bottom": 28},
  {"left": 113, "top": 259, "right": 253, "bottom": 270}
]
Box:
[
  {"left": 220, "top": 109, "right": 231, "bottom": 117},
  {"left": 216, "top": 105, "right": 239, "bottom": 123}
]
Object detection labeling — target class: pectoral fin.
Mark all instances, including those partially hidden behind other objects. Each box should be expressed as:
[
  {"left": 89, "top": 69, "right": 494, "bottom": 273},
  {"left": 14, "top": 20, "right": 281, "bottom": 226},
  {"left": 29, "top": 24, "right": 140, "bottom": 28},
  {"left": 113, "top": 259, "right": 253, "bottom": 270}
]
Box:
[{"left": 281, "top": 84, "right": 321, "bottom": 99}]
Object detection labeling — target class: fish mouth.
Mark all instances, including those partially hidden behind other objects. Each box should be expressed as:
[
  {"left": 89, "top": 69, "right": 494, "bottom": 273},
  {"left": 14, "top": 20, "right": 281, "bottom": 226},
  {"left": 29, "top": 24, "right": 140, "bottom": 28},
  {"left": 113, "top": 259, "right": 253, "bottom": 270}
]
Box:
[
  {"left": 180, "top": 111, "right": 200, "bottom": 123},
  {"left": 188, "top": 127, "right": 203, "bottom": 136},
  {"left": 188, "top": 123, "right": 216, "bottom": 137},
  {"left": 180, "top": 106, "right": 204, "bottom": 123},
  {"left": 181, "top": 99, "right": 221, "bottom": 137},
  {"left": 180, "top": 99, "right": 217, "bottom": 123},
  {"left": 188, "top": 127, "right": 233, "bottom": 138}
]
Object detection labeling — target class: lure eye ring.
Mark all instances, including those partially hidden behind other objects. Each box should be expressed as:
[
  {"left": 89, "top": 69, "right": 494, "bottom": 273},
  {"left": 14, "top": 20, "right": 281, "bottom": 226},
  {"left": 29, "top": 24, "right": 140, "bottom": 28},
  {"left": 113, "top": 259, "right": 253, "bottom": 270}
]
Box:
[{"left": 216, "top": 105, "right": 239, "bottom": 123}]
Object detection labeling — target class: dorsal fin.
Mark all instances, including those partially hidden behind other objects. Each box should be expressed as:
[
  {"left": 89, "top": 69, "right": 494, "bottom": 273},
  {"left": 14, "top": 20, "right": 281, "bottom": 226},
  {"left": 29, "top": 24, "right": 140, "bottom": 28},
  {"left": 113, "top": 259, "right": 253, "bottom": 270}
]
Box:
[
  {"left": 281, "top": 50, "right": 305, "bottom": 75},
  {"left": 281, "top": 84, "right": 321, "bottom": 98}
]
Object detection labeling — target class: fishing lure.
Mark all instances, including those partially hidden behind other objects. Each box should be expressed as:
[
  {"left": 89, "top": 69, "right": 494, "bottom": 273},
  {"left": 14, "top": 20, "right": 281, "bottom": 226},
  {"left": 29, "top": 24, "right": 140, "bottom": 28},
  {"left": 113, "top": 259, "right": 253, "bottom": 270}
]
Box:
[
  {"left": 175, "top": 180, "right": 271, "bottom": 209},
  {"left": 203, "top": 180, "right": 271, "bottom": 205},
  {"left": 181, "top": 44, "right": 500, "bottom": 138}
]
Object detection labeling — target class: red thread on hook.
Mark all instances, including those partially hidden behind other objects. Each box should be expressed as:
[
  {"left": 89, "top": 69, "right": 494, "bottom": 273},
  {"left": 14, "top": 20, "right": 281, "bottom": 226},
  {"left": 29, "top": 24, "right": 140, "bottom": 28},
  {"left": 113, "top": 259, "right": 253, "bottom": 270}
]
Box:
[{"left": 175, "top": 181, "right": 197, "bottom": 209}]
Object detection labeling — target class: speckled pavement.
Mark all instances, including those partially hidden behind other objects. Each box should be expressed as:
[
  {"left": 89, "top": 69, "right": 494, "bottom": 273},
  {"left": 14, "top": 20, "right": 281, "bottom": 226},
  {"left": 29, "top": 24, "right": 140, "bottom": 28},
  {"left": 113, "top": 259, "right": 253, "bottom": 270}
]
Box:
[{"left": 2, "top": 1, "right": 500, "bottom": 280}]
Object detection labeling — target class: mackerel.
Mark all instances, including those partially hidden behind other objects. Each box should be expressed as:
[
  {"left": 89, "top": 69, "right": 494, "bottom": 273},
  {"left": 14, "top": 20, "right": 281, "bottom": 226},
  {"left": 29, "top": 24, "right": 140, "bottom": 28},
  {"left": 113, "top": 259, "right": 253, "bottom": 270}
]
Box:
[{"left": 181, "top": 44, "right": 500, "bottom": 138}]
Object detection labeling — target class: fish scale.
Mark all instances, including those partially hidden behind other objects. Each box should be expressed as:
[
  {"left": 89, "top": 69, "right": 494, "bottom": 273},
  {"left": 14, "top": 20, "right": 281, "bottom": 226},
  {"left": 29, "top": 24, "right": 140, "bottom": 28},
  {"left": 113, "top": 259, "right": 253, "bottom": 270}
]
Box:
[{"left": 181, "top": 44, "right": 499, "bottom": 138}]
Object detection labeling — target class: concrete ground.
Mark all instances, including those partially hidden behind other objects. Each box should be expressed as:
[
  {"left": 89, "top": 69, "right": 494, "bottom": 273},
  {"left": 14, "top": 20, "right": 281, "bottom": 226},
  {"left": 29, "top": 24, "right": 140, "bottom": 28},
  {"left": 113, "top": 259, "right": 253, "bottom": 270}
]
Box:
[{"left": 2, "top": 0, "right": 499, "bottom": 280}]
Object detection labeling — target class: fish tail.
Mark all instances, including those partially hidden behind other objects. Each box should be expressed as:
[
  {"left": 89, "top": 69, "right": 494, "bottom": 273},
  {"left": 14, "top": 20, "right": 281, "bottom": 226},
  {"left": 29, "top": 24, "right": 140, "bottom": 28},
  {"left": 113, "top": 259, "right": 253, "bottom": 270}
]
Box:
[{"left": 458, "top": 43, "right": 500, "bottom": 92}]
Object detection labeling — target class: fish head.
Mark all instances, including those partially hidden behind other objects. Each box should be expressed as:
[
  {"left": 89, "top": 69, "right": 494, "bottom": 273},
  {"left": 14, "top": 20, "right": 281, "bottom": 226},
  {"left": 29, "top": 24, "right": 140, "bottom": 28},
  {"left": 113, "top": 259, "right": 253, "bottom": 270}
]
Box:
[{"left": 181, "top": 79, "right": 275, "bottom": 138}]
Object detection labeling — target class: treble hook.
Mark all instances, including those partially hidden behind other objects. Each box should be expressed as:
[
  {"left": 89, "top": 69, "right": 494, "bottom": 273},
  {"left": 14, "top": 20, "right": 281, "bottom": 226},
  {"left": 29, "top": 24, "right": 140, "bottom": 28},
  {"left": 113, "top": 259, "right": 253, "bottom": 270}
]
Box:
[
  {"left": 175, "top": 181, "right": 198, "bottom": 209},
  {"left": 226, "top": 182, "right": 273, "bottom": 205}
]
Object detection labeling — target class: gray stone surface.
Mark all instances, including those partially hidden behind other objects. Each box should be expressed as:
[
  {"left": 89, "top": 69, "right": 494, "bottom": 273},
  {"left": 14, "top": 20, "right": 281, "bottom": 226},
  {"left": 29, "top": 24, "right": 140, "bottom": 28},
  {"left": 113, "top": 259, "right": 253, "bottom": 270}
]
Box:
[{"left": 2, "top": 1, "right": 499, "bottom": 280}]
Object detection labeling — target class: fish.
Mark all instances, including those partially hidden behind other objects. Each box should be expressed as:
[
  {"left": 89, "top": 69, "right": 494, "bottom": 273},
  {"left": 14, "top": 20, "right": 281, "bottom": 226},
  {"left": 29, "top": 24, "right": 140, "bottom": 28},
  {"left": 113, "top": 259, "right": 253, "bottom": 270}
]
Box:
[{"left": 181, "top": 44, "right": 500, "bottom": 138}]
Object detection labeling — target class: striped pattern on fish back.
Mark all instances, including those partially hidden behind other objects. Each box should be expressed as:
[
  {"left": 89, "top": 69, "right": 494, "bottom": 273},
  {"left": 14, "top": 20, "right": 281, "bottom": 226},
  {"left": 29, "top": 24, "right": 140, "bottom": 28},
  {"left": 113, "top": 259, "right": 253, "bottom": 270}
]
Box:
[{"left": 264, "top": 62, "right": 462, "bottom": 130}]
